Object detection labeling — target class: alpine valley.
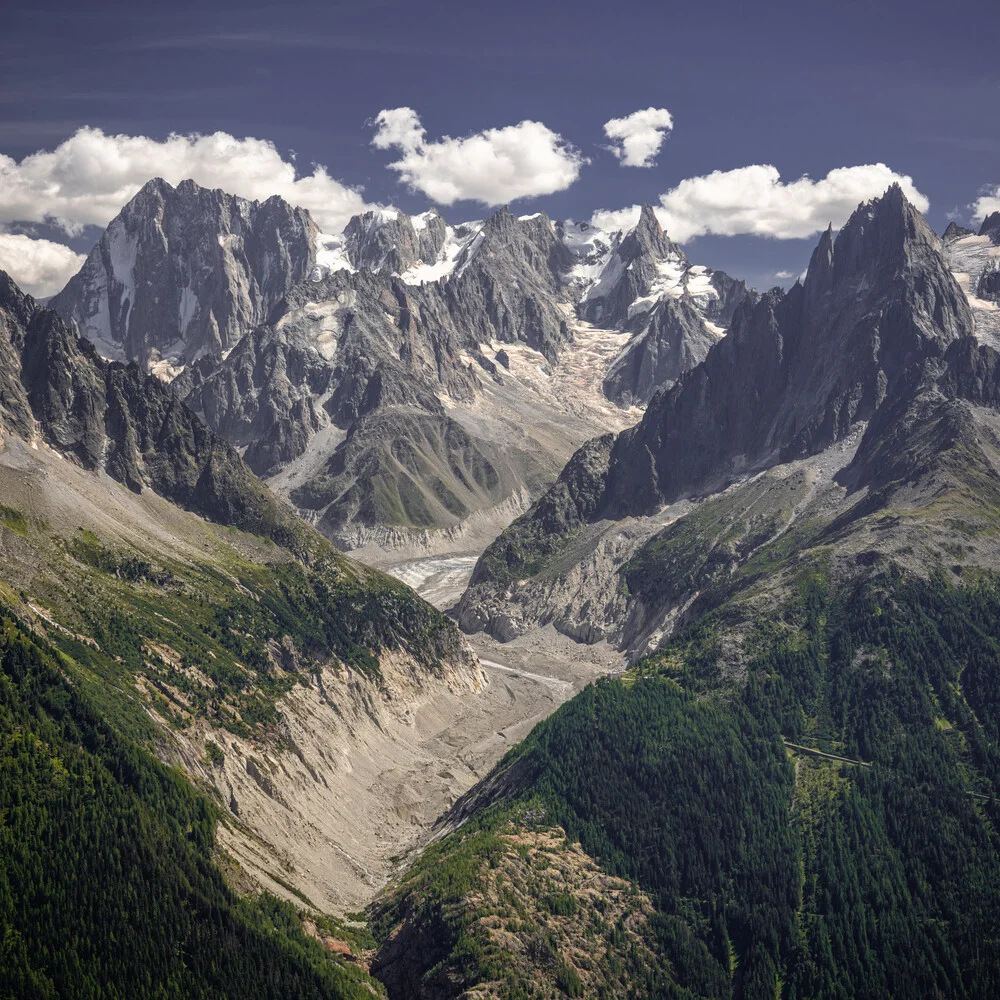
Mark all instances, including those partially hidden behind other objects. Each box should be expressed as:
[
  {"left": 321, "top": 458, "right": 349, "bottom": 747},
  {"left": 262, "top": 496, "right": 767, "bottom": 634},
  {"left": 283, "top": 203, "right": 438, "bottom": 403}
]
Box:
[{"left": 2, "top": 169, "right": 1000, "bottom": 1000}]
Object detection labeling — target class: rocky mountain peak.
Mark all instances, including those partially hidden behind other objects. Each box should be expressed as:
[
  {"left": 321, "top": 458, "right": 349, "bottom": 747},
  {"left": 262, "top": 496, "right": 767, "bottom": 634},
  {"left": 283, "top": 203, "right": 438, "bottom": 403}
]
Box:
[
  {"left": 829, "top": 183, "right": 936, "bottom": 283},
  {"left": 440, "top": 206, "right": 572, "bottom": 359},
  {"left": 620, "top": 203, "right": 682, "bottom": 264},
  {"left": 342, "top": 207, "right": 448, "bottom": 275},
  {"left": 50, "top": 178, "right": 317, "bottom": 374},
  {"left": 943, "top": 220, "right": 976, "bottom": 241},
  {"left": 483, "top": 204, "right": 518, "bottom": 233},
  {"left": 802, "top": 223, "right": 835, "bottom": 309},
  {"left": 0, "top": 267, "right": 36, "bottom": 329},
  {"left": 980, "top": 211, "right": 1000, "bottom": 244},
  {"left": 483, "top": 186, "right": 974, "bottom": 540}
]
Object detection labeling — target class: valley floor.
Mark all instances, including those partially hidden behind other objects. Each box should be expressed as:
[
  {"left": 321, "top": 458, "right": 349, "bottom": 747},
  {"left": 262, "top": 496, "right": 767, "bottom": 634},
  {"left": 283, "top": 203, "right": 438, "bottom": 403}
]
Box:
[{"left": 287, "top": 551, "right": 623, "bottom": 913}]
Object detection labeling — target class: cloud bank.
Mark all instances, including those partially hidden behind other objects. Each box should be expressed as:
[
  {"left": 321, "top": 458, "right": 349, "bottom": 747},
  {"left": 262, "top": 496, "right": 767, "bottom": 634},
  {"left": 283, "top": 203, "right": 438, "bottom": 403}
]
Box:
[
  {"left": 592, "top": 163, "right": 930, "bottom": 241},
  {"left": 372, "top": 107, "right": 586, "bottom": 205},
  {"left": 0, "top": 233, "right": 86, "bottom": 298},
  {"left": 0, "top": 126, "right": 369, "bottom": 236},
  {"left": 602, "top": 108, "right": 674, "bottom": 168}
]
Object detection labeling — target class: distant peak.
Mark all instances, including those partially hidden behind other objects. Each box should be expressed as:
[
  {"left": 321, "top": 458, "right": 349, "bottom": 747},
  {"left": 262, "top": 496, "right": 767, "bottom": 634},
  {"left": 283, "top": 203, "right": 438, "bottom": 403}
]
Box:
[
  {"left": 874, "top": 182, "right": 924, "bottom": 224},
  {"left": 619, "top": 202, "right": 680, "bottom": 264},
  {"left": 136, "top": 176, "right": 173, "bottom": 198},
  {"left": 980, "top": 212, "right": 1000, "bottom": 241},
  {"left": 943, "top": 220, "right": 975, "bottom": 242},
  {"left": 636, "top": 203, "right": 662, "bottom": 235},
  {"left": 835, "top": 182, "right": 933, "bottom": 266},
  {"left": 484, "top": 205, "right": 516, "bottom": 227}
]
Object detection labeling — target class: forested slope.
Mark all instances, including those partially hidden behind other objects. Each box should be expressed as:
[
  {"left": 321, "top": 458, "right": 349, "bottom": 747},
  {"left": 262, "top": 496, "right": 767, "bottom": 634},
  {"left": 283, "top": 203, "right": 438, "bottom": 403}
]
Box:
[
  {"left": 372, "top": 568, "right": 1000, "bottom": 999},
  {"left": 0, "top": 608, "right": 385, "bottom": 999}
]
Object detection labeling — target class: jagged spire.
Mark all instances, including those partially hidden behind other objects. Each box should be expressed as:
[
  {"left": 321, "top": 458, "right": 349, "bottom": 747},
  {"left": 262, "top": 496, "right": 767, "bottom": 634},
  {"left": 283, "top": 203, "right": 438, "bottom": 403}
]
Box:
[
  {"left": 942, "top": 220, "right": 975, "bottom": 242},
  {"left": 980, "top": 211, "right": 1000, "bottom": 243}
]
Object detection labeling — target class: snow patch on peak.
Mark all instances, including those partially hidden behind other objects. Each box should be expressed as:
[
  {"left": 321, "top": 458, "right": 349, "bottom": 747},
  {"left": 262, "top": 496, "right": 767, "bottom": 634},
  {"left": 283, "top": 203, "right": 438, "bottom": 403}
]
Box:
[
  {"left": 107, "top": 223, "right": 140, "bottom": 329},
  {"left": 560, "top": 220, "right": 618, "bottom": 295},
  {"left": 399, "top": 223, "right": 483, "bottom": 286},
  {"left": 311, "top": 232, "right": 356, "bottom": 280},
  {"left": 410, "top": 210, "right": 438, "bottom": 232},
  {"left": 454, "top": 228, "right": 487, "bottom": 279}
]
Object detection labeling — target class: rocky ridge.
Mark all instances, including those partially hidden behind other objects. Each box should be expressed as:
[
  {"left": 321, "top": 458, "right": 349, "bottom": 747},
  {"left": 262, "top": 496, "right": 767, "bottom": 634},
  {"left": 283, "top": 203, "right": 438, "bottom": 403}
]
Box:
[
  {"left": 457, "top": 186, "right": 998, "bottom": 652},
  {"left": 50, "top": 182, "right": 748, "bottom": 545}
]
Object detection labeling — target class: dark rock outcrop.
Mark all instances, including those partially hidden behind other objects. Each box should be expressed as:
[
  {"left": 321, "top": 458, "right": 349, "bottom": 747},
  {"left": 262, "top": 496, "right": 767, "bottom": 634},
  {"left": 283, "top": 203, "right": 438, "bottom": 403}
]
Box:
[
  {"left": 943, "top": 221, "right": 975, "bottom": 241},
  {"left": 981, "top": 212, "right": 1000, "bottom": 244},
  {"left": 603, "top": 184, "right": 973, "bottom": 516},
  {"left": 1, "top": 269, "right": 300, "bottom": 545}
]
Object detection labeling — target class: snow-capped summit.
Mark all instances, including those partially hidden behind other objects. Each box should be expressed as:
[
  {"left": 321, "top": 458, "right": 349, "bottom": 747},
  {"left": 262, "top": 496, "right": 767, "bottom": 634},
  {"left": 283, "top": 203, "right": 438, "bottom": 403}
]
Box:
[{"left": 563, "top": 204, "right": 753, "bottom": 404}]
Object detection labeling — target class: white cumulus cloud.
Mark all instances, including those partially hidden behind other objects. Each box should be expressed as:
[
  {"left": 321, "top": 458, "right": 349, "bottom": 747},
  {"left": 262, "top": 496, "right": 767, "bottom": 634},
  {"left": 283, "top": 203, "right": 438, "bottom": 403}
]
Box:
[
  {"left": 602, "top": 107, "right": 674, "bottom": 168},
  {"left": 0, "top": 233, "right": 86, "bottom": 298},
  {"left": 973, "top": 185, "right": 1000, "bottom": 221},
  {"left": 371, "top": 107, "right": 586, "bottom": 206},
  {"left": 0, "top": 126, "right": 370, "bottom": 236},
  {"left": 592, "top": 163, "right": 930, "bottom": 241}
]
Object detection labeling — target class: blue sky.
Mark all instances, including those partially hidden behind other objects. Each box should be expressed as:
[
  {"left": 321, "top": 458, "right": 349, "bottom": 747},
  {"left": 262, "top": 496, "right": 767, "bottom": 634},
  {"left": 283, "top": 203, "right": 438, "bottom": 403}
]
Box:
[{"left": 2, "top": 0, "right": 998, "bottom": 294}]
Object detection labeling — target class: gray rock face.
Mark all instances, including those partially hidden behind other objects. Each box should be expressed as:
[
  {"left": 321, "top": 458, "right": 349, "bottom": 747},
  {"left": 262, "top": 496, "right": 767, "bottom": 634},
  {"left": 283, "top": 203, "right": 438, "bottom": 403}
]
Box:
[
  {"left": 602, "top": 296, "right": 723, "bottom": 407},
  {"left": 470, "top": 185, "right": 975, "bottom": 580},
  {"left": 0, "top": 270, "right": 301, "bottom": 544},
  {"left": 981, "top": 212, "right": 1000, "bottom": 244},
  {"left": 176, "top": 321, "right": 330, "bottom": 476},
  {"left": 840, "top": 333, "right": 1000, "bottom": 503},
  {"left": 50, "top": 178, "right": 317, "bottom": 370},
  {"left": 467, "top": 432, "right": 615, "bottom": 589},
  {"left": 943, "top": 221, "right": 975, "bottom": 241},
  {"left": 0, "top": 272, "right": 38, "bottom": 442},
  {"left": 174, "top": 208, "right": 581, "bottom": 508},
  {"left": 603, "top": 185, "right": 973, "bottom": 516},
  {"left": 342, "top": 209, "right": 447, "bottom": 274},
  {"left": 442, "top": 208, "right": 573, "bottom": 361},
  {"left": 576, "top": 204, "right": 753, "bottom": 404}
]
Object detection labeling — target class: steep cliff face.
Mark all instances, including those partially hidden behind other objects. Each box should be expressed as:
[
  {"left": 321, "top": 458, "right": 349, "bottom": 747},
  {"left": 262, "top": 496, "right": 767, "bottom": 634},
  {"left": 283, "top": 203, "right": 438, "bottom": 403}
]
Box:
[
  {"left": 603, "top": 184, "right": 972, "bottom": 517},
  {"left": 50, "top": 178, "right": 317, "bottom": 371},
  {"left": 601, "top": 295, "right": 724, "bottom": 407},
  {"left": 457, "top": 186, "right": 981, "bottom": 647},
  {"left": 438, "top": 207, "right": 574, "bottom": 361},
  {"left": 1, "top": 269, "right": 304, "bottom": 544}
]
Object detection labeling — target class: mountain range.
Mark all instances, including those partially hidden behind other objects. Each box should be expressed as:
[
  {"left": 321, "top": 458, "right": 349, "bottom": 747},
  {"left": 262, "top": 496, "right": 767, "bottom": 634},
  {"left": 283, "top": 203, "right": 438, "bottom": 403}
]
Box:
[
  {"left": 52, "top": 178, "right": 751, "bottom": 550},
  {"left": 4, "top": 175, "right": 1000, "bottom": 999}
]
